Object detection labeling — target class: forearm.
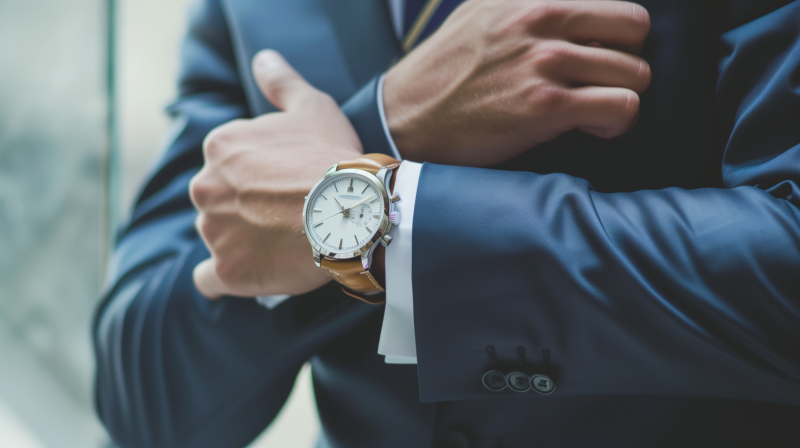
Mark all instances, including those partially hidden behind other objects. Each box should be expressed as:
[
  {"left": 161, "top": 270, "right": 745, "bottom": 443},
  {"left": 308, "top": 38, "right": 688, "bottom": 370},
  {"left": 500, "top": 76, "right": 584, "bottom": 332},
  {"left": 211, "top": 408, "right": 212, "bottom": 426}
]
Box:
[
  {"left": 94, "top": 2, "right": 397, "bottom": 441},
  {"left": 95, "top": 223, "right": 378, "bottom": 447}
]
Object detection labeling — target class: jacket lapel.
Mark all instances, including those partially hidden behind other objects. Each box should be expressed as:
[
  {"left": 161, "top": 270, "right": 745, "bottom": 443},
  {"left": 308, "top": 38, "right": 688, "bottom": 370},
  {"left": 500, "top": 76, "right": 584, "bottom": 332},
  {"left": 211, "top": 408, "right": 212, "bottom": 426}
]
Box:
[{"left": 220, "top": 0, "right": 401, "bottom": 116}]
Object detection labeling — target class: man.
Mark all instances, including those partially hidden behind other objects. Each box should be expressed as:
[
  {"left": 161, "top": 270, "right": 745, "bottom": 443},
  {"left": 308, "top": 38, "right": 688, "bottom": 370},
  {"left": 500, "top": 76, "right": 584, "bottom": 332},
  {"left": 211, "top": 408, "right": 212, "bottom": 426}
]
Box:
[{"left": 93, "top": 0, "right": 800, "bottom": 447}]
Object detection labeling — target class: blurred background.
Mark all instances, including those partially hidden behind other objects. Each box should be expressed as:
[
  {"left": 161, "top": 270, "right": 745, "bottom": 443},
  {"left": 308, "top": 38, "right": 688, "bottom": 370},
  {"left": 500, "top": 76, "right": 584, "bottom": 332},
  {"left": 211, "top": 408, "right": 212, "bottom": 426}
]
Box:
[{"left": 0, "top": 0, "right": 318, "bottom": 446}]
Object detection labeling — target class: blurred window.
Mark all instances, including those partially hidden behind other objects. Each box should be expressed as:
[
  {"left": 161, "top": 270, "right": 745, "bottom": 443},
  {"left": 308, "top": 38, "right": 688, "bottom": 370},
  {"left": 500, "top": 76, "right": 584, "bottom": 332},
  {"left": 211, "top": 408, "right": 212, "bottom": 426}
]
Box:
[{"left": 0, "top": 0, "right": 111, "bottom": 447}]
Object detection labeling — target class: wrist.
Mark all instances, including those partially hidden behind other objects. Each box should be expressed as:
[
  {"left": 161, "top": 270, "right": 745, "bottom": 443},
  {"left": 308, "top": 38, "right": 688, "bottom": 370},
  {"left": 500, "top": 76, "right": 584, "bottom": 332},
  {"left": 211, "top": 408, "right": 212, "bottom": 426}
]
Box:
[{"left": 303, "top": 154, "right": 400, "bottom": 302}]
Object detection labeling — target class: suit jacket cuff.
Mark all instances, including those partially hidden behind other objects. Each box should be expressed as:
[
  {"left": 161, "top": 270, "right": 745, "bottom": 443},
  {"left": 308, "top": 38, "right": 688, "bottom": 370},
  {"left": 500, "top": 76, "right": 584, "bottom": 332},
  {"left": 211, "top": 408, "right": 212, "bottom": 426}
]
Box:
[{"left": 341, "top": 73, "right": 398, "bottom": 158}]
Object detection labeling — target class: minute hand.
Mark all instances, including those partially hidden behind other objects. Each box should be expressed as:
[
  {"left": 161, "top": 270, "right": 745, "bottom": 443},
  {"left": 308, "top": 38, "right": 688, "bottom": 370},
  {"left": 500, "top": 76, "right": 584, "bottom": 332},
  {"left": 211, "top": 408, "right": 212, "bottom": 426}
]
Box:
[{"left": 346, "top": 194, "right": 376, "bottom": 211}]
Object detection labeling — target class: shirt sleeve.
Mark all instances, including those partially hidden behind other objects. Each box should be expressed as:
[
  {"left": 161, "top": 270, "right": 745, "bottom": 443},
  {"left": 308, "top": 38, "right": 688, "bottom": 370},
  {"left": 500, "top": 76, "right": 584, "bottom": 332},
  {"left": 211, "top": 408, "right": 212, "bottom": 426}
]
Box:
[
  {"left": 377, "top": 73, "right": 404, "bottom": 161},
  {"left": 260, "top": 161, "right": 422, "bottom": 364},
  {"left": 379, "top": 160, "right": 422, "bottom": 364},
  {"left": 255, "top": 294, "right": 292, "bottom": 309}
]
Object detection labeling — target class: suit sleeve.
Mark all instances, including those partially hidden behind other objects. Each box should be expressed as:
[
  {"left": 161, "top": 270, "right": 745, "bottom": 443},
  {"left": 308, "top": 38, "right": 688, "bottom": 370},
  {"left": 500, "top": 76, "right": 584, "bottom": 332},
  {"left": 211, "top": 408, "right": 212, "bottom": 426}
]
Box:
[
  {"left": 411, "top": 2, "right": 800, "bottom": 405},
  {"left": 91, "top": 1, "right": 387, "bottom": 447}
]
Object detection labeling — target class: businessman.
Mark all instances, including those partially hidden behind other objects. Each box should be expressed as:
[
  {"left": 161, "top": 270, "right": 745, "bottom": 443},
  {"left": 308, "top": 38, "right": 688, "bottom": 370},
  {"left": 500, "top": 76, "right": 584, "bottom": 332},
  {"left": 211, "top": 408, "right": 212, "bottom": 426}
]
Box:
[{"left": 94, "top": 0, "right": 800, "bottom": 447}]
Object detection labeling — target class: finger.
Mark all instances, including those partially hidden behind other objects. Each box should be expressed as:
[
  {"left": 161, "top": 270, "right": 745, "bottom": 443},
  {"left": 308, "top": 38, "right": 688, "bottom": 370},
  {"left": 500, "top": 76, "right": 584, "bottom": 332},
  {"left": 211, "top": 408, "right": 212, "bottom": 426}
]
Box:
[
  {"left": 541, "top": 43, "right": 651, "bottom": 94},
  {"left": 565, "top": 86, "right": 640, "bottom": 139},
  {"left": 252, "top": 49, "right": 319, "bottom": 111},
  {"left": 193, "top": 258, "right": 227, "bottom": 299},
  {"left": 554, "top": 1, "right": 651, "bottom": 54}
]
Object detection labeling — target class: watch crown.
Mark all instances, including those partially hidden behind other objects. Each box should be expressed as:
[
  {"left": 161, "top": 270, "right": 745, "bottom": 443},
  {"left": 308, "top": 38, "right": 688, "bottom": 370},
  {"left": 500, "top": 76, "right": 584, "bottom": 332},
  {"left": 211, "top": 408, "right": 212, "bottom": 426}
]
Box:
[
  {"left": 380, "top": 234, "right": 393, "bottom": 247},
  {"left": 391, "top": 194, "right": 402, "bottom": 203},
  {"left": 389, "top": 211, "right": 400, "bottom": 225}
]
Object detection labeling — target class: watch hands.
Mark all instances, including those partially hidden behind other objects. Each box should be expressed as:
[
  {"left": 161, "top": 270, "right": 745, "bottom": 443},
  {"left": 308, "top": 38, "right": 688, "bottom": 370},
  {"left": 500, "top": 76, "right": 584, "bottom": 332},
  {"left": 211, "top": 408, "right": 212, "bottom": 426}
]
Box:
[
  {"left": 346, "top": 195, "right": 376, "bottom": 211},
  {"left": 318, "top": 195, "right": 377, "bottom": 223},
  {"left": 334, "top": 197, "right": 350, "bottom": 218}
]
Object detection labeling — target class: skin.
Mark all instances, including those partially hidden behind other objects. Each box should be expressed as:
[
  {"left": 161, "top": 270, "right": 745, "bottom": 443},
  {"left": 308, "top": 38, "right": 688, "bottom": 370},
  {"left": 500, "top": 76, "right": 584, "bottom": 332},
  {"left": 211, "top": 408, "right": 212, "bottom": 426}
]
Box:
[
  {"left": 191, "top": 0, "right": 651, "bottom": 298},
  {"left": 190, "top": 51, "right": 363, "bottom": 298},
  {"left": 385, "top": 0, "right": 651, "bottom": 166}
]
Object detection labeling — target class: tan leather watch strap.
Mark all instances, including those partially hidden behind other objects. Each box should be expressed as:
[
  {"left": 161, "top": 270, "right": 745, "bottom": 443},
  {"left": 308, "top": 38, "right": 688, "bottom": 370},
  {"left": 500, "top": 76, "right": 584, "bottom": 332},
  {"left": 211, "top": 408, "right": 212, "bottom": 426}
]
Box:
[
  {"left": 337, "top": 153, "right": 401, "bottom": 175},
  {"left": 320, "top": 257, "right": 385, "bottom": 304}
]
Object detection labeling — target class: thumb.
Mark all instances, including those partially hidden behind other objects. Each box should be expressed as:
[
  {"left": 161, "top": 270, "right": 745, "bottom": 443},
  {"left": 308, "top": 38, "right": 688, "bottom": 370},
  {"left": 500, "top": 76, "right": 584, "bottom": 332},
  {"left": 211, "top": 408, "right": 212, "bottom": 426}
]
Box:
[
  {"left": 193, "top": 258, "right": 227, "bottom": 299},
  {"left": 252, "top": 49, "right": 318, "bottom": 111}
]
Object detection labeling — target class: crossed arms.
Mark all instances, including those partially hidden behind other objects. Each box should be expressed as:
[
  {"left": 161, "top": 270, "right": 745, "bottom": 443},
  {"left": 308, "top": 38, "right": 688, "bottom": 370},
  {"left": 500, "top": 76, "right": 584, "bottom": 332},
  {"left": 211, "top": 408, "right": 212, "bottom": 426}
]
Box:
[{"left": 93, "top": 1, "right": 800, "bottom": 447}]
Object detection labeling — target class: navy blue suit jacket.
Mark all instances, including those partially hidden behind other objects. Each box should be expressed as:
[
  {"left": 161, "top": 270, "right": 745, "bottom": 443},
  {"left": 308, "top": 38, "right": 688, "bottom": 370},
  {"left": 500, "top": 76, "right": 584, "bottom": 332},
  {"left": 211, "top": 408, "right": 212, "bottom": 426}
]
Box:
[{"left": 93, "top": 0, "right": 800, "bottom": 447}]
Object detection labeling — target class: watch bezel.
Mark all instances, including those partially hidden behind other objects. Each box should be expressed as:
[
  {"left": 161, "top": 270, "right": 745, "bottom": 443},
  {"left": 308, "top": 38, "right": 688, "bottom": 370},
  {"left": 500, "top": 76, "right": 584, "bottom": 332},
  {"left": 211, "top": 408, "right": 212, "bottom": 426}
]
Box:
[{"left": 302, "top": 168, "right": 391, "bottom": 260}]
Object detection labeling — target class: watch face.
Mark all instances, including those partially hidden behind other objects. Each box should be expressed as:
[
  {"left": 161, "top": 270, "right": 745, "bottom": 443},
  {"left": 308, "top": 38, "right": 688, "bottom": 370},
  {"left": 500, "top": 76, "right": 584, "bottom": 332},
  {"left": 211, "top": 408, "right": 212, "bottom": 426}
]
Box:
[{"left": 305, "top": 173, "right": 385, "bottom": 255}]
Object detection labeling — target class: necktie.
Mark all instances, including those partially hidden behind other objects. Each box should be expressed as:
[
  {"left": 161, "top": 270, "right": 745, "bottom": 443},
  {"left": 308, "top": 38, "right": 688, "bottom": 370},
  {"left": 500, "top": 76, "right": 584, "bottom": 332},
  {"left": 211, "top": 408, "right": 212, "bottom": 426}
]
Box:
[{"left": 403, "top": 0, "right": 465, "bottom": 51}]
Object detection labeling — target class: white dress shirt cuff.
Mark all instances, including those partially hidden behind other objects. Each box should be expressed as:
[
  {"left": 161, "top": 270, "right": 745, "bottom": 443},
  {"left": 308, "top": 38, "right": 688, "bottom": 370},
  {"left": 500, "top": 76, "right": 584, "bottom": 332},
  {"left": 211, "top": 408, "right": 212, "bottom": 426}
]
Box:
[
  {"left": 259, "top": 78, "right": 418, "bottom": 365},
  {"left": 378, "top": 160, "right": 421, "bottom": 364},
  {"left": 255, "top": 294, "right": 291, "bottom": 309},
  {"left": 377, "top": 73, "right": 403, "bottom": 161}
]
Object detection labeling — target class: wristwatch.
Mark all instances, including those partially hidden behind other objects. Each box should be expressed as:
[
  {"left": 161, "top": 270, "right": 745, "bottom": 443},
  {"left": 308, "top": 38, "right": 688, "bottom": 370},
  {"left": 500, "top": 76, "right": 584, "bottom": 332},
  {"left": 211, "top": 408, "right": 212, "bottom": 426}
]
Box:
[{"left": 302, "top": 153, "right": 402, "bottom": 303}]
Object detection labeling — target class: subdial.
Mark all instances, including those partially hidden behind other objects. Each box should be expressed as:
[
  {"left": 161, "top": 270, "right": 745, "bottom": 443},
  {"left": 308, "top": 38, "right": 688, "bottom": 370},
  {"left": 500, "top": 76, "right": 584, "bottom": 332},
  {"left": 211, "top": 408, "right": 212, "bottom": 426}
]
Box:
[{"left": 350, "top": 204, "right": 374, "bottom": 227}]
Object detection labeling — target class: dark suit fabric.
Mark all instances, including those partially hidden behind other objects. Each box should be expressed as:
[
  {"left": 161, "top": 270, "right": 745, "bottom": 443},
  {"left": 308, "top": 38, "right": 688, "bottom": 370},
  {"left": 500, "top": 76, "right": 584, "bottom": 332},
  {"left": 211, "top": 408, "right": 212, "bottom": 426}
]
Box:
[{"left": 93, "top": 0, "right": 800, "bottom": 447}]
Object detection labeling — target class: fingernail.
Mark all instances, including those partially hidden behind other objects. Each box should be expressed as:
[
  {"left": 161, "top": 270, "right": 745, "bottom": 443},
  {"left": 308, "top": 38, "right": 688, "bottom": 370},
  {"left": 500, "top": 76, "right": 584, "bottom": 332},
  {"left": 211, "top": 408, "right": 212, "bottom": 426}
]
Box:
[{"left": 256, "top": 50, "right": 282, "bottom": 72}]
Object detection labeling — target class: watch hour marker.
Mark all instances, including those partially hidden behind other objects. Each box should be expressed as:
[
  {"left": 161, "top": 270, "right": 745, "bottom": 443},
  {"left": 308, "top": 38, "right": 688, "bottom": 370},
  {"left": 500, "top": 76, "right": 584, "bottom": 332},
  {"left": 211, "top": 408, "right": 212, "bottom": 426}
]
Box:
[
  {"left": 322, "top": 232, "right": 330, "bottom": 243},
  {"left": 348, "top": 179, "right": 354, "bottom": 193},
  {"left": 366, "top": 227, "right": 372, "bottom": 233},
  {"left": 339, "top": 239, "right": 343, "bottom": 250},
  {"left": 314, "top": 209, "right": 322, "bottom": 212},
  {"left": 334, "top": 182, "right": 339, "bottom": 192},
  {"left": 373, "top": 215, "right": 380, "bottom": 219},
  {"left": 361, "top": 185, "right": 369, "bottom": 194},
  {"left": 354, "top": 235, "right": 359, "bottom": 245},
  {"left": 320, "top": 194, "right": 327, "bottom": 200},
  {"left": 314, "top": 222, "right": 323, "bottom": 228}
]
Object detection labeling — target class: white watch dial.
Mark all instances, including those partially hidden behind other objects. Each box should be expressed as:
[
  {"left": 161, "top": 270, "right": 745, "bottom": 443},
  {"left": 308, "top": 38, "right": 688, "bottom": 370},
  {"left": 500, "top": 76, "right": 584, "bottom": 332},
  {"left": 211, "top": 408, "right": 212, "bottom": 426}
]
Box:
[{"left": 306, "top": 174, "right": 384, "bottom": 254}]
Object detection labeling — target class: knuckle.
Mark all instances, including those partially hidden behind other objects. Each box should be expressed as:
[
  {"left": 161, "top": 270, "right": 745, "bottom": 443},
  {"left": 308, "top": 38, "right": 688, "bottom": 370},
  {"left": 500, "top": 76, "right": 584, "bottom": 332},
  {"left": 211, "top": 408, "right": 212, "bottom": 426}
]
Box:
[
  {"left": 532, "top": 41, "right": 575, "bottom": 69},
  {"left": 529, "top": 83, "right": 568, "bottom": 113},
  {"left": 493, "top": 2, "right": 565, "bottom": 39},
  {"left": 202, "top": 119, "right": 247, "bottom": 160},
  {"left": 522, "top": 2, "right": 566, "bottom": 29},
  {"left": 214, "top": 259, "right": 238, "bottom": 285},
  {"left": 189, "top": 172, "right": 212, "bottom": 207},
  {"left": 264, "top": 71, "right": 293, "bottom": 92},
  {"left": 202, "top": 127, "right": 227, "bottom": 161}
]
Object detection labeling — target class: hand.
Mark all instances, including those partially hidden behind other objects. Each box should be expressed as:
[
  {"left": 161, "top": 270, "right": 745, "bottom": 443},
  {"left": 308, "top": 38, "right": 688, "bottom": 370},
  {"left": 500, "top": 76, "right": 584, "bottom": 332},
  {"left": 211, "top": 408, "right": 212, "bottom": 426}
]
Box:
[
  {"left": 384, "top": 0, "right": 651, "bottom": 166},
  {"left": 189, "top": 50, "right": 363, "bottom": 298}
]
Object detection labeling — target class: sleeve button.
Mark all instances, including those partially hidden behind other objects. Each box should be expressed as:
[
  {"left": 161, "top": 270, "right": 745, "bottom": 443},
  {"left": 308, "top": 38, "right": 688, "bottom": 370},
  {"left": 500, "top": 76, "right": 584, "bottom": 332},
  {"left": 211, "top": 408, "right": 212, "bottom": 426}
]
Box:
[
  {"left": 530, "top": 374, "right": 556, "bottom": 395},
  {"left": 482, "top": 370, "right": 507, "bottom": 391},
  {"left": 506, "top": 371, "right": 531, "bottom": 392}
]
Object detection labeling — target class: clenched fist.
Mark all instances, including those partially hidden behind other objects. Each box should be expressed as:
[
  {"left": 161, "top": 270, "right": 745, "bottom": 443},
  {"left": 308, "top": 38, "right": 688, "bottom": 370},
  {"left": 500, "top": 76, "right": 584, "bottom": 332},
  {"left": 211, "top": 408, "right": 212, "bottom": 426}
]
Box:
[
  {"left": 189, "top": 50, "right": 362, "bottom": 298},
  {"left": 385, "top": 0, "right": 651, "bottom": 166}
]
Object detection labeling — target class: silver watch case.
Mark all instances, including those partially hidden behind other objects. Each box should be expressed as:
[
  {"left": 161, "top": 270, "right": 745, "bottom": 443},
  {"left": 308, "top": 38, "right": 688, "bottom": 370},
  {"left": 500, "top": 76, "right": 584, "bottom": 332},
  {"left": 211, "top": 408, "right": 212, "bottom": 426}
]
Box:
[{"left": 302, "top": 164, "right": 395, "bottom": 270}]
